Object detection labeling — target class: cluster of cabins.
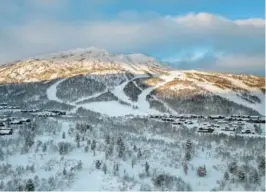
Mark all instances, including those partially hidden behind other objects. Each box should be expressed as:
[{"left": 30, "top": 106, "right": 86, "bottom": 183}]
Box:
[
  {"left": 0, "top": 103, "right": 66, "bottom": 118},
  {"left": 149, "top": 114, "right": 264, "bottom": 135},
  {"left": 0, "top": 104, "right": 67, "bottom": 136},
  {"left": 0, "top": 117, "right": 32, "bottom": 136},
  {"left": 150, "top": 114, "right": 265, "bottom": 124},
  {"left": 0, "top": 103, "right": 20, "bottom": 110},
  {"left": 21, "top": 109, "right": 66, "bottom": 117},
  {"left": 0, "top": 122, "right": 13, "bottom": 136},
  {"left": 0, "top": 109, "right": 66, "bottom": 136}
]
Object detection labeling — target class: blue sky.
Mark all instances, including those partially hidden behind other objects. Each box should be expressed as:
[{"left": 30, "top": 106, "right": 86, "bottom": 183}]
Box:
[
  {"left": 66, "top": 0, "right": 264, "bottom": 20},
  {"left": 1, "top": 0, "right": 265, "bottom": 75}
]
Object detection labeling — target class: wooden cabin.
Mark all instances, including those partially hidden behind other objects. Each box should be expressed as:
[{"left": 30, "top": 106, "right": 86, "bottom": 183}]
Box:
[
  {"left": 0, "top": 129, "right": 13, "bottom": 136},
  {"left": 198, "top": 127, "right": 214, "bottom": 133}
]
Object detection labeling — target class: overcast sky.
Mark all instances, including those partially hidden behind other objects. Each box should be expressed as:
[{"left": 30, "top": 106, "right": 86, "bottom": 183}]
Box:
[{"left": 0, "top": 0, "right": 265, "bottom": 75}]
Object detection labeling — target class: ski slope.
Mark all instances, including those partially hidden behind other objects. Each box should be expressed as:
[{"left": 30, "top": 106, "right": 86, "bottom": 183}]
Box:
[
  {"left": 46, "top": 78, "right": 71, "bottom": 105},
  {"left": 111, "top": 74, "right": 150, "bottom": 106},
  {"left": 46, "top": 71, "right": 264, "bottom": 116},
  {"left": 137, "top": 78, "right": 176, "bottom": 114},
  {"left": 187, "top": 76, "right": 265, "bottom": 115}
]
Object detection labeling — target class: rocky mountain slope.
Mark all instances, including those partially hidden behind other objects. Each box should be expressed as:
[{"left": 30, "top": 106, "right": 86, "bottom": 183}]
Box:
[{"left": 0, "top": 48, "right": 265, "bottom": 115}]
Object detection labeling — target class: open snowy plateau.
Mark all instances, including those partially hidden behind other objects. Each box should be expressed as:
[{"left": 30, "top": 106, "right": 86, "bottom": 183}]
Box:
[{"left": 0, "top": 48, "right": 265, "bottom": 191}]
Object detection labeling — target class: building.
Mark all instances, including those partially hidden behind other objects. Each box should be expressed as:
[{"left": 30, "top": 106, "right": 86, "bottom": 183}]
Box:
[{"left": 0, "top": 128, "right": 13, "bottom": 136}]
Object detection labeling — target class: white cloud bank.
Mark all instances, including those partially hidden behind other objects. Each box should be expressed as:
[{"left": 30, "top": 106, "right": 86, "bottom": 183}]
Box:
[{"left": 0, "top": 4, "right": 264, "bottom": 75}]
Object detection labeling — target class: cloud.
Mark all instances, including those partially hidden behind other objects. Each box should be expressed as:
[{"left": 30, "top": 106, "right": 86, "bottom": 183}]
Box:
[{"left": 0, "top": 7, "right": 264, "bottom": 75}]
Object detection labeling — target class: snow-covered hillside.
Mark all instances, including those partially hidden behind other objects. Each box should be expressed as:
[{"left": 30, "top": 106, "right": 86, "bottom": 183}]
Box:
[{"left": 0, "top": 112, "right": 265, "bottom": 191}]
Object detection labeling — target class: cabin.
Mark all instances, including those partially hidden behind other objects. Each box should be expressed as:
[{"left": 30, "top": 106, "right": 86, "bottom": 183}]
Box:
[
  {"left": 197, "top": 115, "right": 205, "bottom": 119},
  {"left": 221, "top": 127, "right": 235, "bottom": 132},
  {"left": 247, "top": 119, "right": 265, "bottom": 124},
  {"left": 241, "top": 129, "right": 255, "bottom": 134},
  {"left": 6, "top": 106, "right": 19, "bottom": 109},
  {"left": 184, "top": 121, "right": 193, "bottom": 125},
  {"left": 208, "top": 115, "right": 225, "bottom": 120},
  {"left": 216, "top": 120, "right": 228, "bottom": 124},
  {"left": 20, "top": 118, "right": 31, "bottom": 123},
  {"left": 0, "top": 128, "right": 13, "bottom": 136},
  {"left": 249, "top": 116, "right": 260, "bottom": 119},
  {"left": 49, "top": 110, "right": 66, "bottom": 116},
  {"left": 21, "top": 109, "right": 40, "bottom": 113},
  {"left": 169, "top": 115, "right": 177, "bottom": 119},
  {"left": 0, "top": 122, "right": 5, "bottom": 127},
  {"left": 10, "top": 120, "right": 23, "bottom": 125},
  {"left": 150, "top": 115, "right": 161, "bottom": 119},
  {"left": 240, "top": 115, "right": 250, "bottom": 119},
  {"left": 231, "top": 115, "right": 241, "bottom": 118},
  {"left": 161, "top": 118, "right": 174, "bottom": 122},
  {"left": 198, "top": 127, "right": 214, "bottom": 133},
  {"left": 172, "top": 122, "right": 182, "bottom": 126}
]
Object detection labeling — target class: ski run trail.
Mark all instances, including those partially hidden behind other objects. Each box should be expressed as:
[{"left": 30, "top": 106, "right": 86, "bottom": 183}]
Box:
[{"left": 46, "top": 74, "right": 178, "bottom": 116}]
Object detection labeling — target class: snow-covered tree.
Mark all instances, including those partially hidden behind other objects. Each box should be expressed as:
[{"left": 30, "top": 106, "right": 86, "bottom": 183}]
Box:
[
  {"left": 185, "top": 152, "right": 191, "bottom": 161},
  {"left": 145, "top": 161, "right": 150, "bottom": 176},
  {"left": 91, "top": 140, "right": 96, "bottom": 151},
  {"left": 137, "top": 148, "right": 142, "bottom": 158},
  {"left": 42, "top": 143, "right": 47, "bottom": 153},
  {"left": 249, "top": 169, "right": 260, "bottom": 184},
  {"left": 84, "top": 145, "right": 89, "bottom": 152},
  {"left": 229, "top": 162, "right": 238, "bottom": 174},
  {"left": 238, "top": 170, "right": 246, "bottom": 181},
  {"left": 183, "top": 163, "right": 188, "bottom": 175},
  {"left": 224, "top": 171, "right": 229, "bottom": 181},
  {"left": 62, "top": 132, "right": 66, "bottom": 139},
  {"left": 105, "top": 134, "right": 110, "bottom": 145},
  {"left": 77, "top": 160, "right": 83, "bottom": 170},
  {"left": 258, "top": 156, "right": 265, "bottom": 175},
  {"left": 185, "top": 139, "right": 192, "bottom": 152},
  {"left": 25, "top": 179, "right": 35, "bottom": 191},
  {"left": 197, "top": 165, "right": 207, "bottom": 177},
  {"left": 133, "top": 145, "right": 137, "bottom": 151},
  {"left": 113, "top": 163, "right": 119, "bottom": 176},
  {"left": 96, "top": 160, "right": 101, "bottom": 169},
  {"left": 118, "top": 140, "right": 126, "bottom": 158},
  {"left": 63, "top": 167, "right": 67, "bottom": 175},
  {"left": 103, "top": 163, "right": 107, "bottom": 174},
  {"left": 75, "top": 133, "right": 80, "bottom": 143}
]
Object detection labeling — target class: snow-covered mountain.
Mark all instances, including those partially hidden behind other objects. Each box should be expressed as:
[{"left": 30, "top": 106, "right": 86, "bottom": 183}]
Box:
[
  {"left": 0, "top": 47, "right": 265, "bottom": 115},
  {"left": 0, "top": 48, "right": 265, "bottom": 191}
]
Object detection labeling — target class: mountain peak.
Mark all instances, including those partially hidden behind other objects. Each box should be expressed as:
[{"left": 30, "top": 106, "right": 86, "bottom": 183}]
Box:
[{"left": 0, "top": 48, "right": 170, "bottom": 83}]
